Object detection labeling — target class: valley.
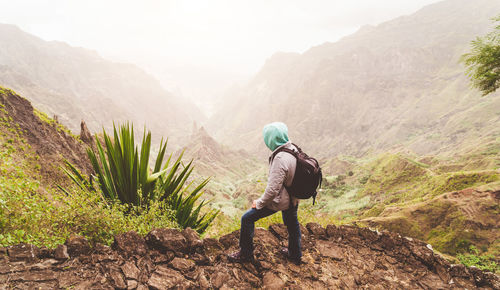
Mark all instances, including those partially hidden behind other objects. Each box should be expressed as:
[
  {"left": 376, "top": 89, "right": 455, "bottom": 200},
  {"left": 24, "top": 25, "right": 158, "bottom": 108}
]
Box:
[{"left": 0, "top": 0, "right": 499, "bottom": 285}]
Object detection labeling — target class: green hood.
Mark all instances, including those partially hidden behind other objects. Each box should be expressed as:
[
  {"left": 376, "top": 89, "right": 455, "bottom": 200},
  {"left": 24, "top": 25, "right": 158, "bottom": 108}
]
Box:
[{"left": 263, "top": 122, "right": 289, "bottom": 151}]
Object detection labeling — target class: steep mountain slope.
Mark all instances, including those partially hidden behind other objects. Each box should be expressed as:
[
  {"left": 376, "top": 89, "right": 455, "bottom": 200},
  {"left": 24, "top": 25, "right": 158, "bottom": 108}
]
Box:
[
  {"left": 2, "top": 225, "right": 499, "bottom": 289},
  {"left": 0, "top": 24, "right": 201, "bottom": 146},
  {"left": 0, "top": 86, "right": 181, "bottom": 248},
  {"left": 208, "top": 0, "right": 500, "bottom": 158},
  {"left": 0, "top": 86, "right": 90, "bottom": 186}
]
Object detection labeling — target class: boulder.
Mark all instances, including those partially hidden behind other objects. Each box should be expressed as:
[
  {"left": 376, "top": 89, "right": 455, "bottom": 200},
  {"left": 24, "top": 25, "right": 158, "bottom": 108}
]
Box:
[
  {"left": 1, "top": 225, "right": 499, "bottom": 289},
  {"left": 108, "top": 265, "right": 127, "bottom": 289},
  {"left": 262, "top": 272, "right": 285, "bottom": 289},
  {"left": 148, "top": 265, "right": 186, "bottom": 289},
  {"left": 219, "top": 231, "right": 239, "bottom": 249},
  {"left": 65, "top": 235, "right": 91, "bottom": 257},
  {"left": 121, "top": 261, "right": 140, "bottom": 280},
  {"left": 113, "top": 231, "right": 147, "bottom": 257},
  {"left": 146, "top": 228, "right": 188, "bottom": 254},
  {"left": 269, "top": 223, "right": 288, "bottom": 240},
  {"left": 181, "top": 227, "right": 203, "bottom": 251},
  {"left": 306, "top": 223, "right": 327, "bottom": 239},
  {"left": 169, "top": 257, "right": 195, "bottom": 273},
  {"left": 54, "top": 245, "right": 69, "bottom": 260}
]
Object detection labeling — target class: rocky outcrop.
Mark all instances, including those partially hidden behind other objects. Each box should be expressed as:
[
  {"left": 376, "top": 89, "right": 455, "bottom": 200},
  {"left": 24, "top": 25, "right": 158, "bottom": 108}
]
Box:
[
  {"left": 1, "top": 224, "right": 498, "bottom": 289},
  {"left": 79, "top": 120, "right": 93, "bottom": 145}
]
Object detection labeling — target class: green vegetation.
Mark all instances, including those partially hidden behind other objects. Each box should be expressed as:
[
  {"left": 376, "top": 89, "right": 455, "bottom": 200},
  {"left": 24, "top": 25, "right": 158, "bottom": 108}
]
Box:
[
  {"left": 205, "top": 204, "right": 339, "bottom": 239},
  {"left": 0, "top": 95, "right": 218, "bottom": 246},
  {"left": 457, "top": 246, "right": 499, "bottom": 273},
  {"left": 63, "top": 123, "right": 219, "bottom": 233},
  {"left": 1, "top": 85, "right": 499, "bottom": 275},
  {"left": 0, "top": 87, "right": 15, "bottom": 95},
  {"left": 0, "top": 132, "right": 178, "bottom": 248},
  {"left": 462, "top": 16, "right": 500, "bottom": 95},
  {"left": 33, "top": 109, "right": 79, "bottom": 139},
  {"left": 361, "top": 154, "right": 499, "bottom": 205}
]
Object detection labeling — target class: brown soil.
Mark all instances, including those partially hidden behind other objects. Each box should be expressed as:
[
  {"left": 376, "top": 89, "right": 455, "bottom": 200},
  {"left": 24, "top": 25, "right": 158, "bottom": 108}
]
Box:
[
  {"left": 362, "top": 186, "right": 500, "bottom": 255},
  {"left": 1, "top": 224, "right": 498, "bottom": 289},
  {"left": 0, "top": 89, "right": 92, "bottom": 185}
]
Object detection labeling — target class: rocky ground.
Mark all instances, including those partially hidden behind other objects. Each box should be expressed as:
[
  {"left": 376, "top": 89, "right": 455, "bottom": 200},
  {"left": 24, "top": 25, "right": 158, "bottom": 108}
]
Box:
[{"left": 1, "top": 223, "right": 499, "bottom": 289}]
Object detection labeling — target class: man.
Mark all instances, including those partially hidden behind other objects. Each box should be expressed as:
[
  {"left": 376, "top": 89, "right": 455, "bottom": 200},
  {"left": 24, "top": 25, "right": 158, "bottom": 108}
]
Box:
[{"left": 228, "top": 122, "right": 302, "bottom": 264}]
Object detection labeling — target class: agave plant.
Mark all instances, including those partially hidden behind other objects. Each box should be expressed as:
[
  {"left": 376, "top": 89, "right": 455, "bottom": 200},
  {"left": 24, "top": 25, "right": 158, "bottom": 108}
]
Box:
[
  {"left": 85, "top": 123, "right": 167, "bottom": 207},
  {"left": 158, "top": 160, "right": 219, "bottom": 233},
  {"left": 62, "top": 122, "right": 219, "bottom": 233}
]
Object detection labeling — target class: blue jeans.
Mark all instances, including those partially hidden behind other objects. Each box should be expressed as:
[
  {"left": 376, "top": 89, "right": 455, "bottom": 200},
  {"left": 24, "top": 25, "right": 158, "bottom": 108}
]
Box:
[{"left": 239, "top": 204, "right": 301, "bottom": 260}]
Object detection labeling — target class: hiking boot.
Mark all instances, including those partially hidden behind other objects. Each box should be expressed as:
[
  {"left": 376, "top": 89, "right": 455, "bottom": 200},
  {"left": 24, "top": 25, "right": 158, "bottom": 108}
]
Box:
[
  {"left": 279, "top": 247, "right": 303, "bottom": 265},
  {"left": 227, "top": 250, "right": 253, "bottom": 263}
]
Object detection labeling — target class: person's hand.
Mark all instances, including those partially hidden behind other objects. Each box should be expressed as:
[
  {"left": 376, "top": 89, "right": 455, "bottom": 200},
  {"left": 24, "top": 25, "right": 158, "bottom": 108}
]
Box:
[{"left": 252, "top": 200, "right": 257, "bottom": 208}]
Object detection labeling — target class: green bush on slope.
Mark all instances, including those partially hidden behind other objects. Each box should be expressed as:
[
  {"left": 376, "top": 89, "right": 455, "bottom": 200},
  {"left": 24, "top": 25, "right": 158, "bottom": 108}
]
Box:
[{"left": 0, "top": 144, "right": 178, "bottom": 248}]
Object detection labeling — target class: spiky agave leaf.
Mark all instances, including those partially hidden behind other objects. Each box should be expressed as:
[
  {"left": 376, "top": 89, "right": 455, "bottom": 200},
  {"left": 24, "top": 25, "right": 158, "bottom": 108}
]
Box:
[
  {"left": 68, "top": 122, "right": 169, "bottom": 208},
  {"left": 158, "top": 157, "right": 218, "bottom": 233}
]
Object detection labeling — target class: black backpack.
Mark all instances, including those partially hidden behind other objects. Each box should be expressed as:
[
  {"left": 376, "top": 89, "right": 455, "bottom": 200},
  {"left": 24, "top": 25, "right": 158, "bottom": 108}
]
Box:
[{"left": 270, "top": 143, "right": 322, "bottom": 204}]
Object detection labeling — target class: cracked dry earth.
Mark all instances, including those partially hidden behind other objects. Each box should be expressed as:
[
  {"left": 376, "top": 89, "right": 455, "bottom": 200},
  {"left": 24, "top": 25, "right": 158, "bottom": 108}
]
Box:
[{"left": 1, "top": 223, "right": 499, "bottom": 289}]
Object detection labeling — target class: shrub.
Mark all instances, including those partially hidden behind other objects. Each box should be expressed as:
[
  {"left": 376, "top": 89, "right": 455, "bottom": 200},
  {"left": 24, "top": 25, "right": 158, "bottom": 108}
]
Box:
[
  {"left": 63, "top": 122, "right": 219, "bottom": 233},
  {"left": 457, "top": 245, "right": 499, "bottom": 273},
  {"left": 0, "top": 145, "right": 178, "bottom": 248}
]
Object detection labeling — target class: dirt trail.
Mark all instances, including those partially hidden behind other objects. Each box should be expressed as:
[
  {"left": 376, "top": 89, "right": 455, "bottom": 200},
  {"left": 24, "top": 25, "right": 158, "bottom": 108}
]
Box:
[{"left": 1, "top": 224, "right": 498, "bottom": 289}]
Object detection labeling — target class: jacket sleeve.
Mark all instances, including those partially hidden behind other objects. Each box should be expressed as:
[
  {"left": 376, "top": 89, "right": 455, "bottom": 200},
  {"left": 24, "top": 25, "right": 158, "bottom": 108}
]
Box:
[{"left": 255, "top": 153, "right": 287, "bottom": 210}]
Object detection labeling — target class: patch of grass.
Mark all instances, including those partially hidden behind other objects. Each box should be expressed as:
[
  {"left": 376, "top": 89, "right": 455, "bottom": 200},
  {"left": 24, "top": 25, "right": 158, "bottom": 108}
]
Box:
[
  {"left": 430, "top": 171, "right": 499, "bottom": 195},
  {"left": 457, "top": 246, "right": 499, "bottom": 273},
  {"left": 0, "top": 87, "right": 16, "bottom": 96},
  {"left": 362, "top": 154, "right": 428, "bottom": 197},
  {"left": 33, "top": 109, "right": 80, "bottom": 140},
  {"left": 405, "top": 157, "right": 431, "bottom": 168},
  {"left": 360, "top": 204, "right": 385, "bottom": 218}
]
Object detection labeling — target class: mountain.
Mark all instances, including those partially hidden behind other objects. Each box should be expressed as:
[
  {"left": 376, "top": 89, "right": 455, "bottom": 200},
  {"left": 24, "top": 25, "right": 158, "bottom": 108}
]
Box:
[
  {"left": 0, "top": 24, "right": 202, "bottom": 147},
  {"left": 208, "top": 0, "right": 500, "bottom": 158}
]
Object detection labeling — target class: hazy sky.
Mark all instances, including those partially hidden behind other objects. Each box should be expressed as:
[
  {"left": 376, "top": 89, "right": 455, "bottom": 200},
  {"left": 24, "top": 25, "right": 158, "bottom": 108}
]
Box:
[{"left": 0, "top": 0, "right": 442, "bottom": 103}]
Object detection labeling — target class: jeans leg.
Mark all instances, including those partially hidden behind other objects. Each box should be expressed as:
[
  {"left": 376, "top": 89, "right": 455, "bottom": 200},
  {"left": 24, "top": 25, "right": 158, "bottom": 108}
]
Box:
[
  {"left": 240, "top": 207, "right": 276, "bottom": 256},
  {"left": 282, "top": 204, "right": 301, "bottom": 260}
]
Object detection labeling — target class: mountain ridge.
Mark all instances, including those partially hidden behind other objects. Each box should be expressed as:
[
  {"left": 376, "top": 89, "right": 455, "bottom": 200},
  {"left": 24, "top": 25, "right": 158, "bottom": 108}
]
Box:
[
  {"left": 0, "top": 23, "right": 202, "bottom": 148},
  {"left": 208, "top": 0, "right": 500, "bottom": 158}
]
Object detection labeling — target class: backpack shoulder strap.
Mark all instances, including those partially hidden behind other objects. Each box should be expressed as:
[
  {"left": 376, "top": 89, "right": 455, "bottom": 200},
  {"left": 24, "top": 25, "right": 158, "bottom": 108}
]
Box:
[
  {"left": 291, "top": 143, "right": 303, "bottom": 153},
  {"left": 269, "top": 147, "right": 297, "bottom": 164}
]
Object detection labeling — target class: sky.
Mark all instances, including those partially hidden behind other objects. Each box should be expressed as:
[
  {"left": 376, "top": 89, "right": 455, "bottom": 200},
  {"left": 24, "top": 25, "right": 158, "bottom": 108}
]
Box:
[{"left": 0, "top": 0, "right": 442, "bottom": 106}]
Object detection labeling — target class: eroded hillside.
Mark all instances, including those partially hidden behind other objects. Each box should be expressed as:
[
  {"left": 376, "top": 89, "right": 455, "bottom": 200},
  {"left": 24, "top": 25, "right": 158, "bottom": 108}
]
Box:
[
  {"left": 310, "top": 152, "right": 500, "bottom": 260},
  {"left": 0, "top": 87, "right": 91, "bottom": 185}
]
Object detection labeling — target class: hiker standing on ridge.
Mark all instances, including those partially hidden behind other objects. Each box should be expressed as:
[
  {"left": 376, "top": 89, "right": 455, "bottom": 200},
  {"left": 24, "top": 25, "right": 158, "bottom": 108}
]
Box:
[{"left": 228, "top": 122, "right": 303, "bottom": 265}]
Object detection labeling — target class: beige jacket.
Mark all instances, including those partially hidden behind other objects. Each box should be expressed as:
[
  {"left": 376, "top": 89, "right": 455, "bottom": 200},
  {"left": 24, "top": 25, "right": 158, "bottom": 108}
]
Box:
[{"left": 255, "top": 142, "right": 299, "bottom": 211}]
